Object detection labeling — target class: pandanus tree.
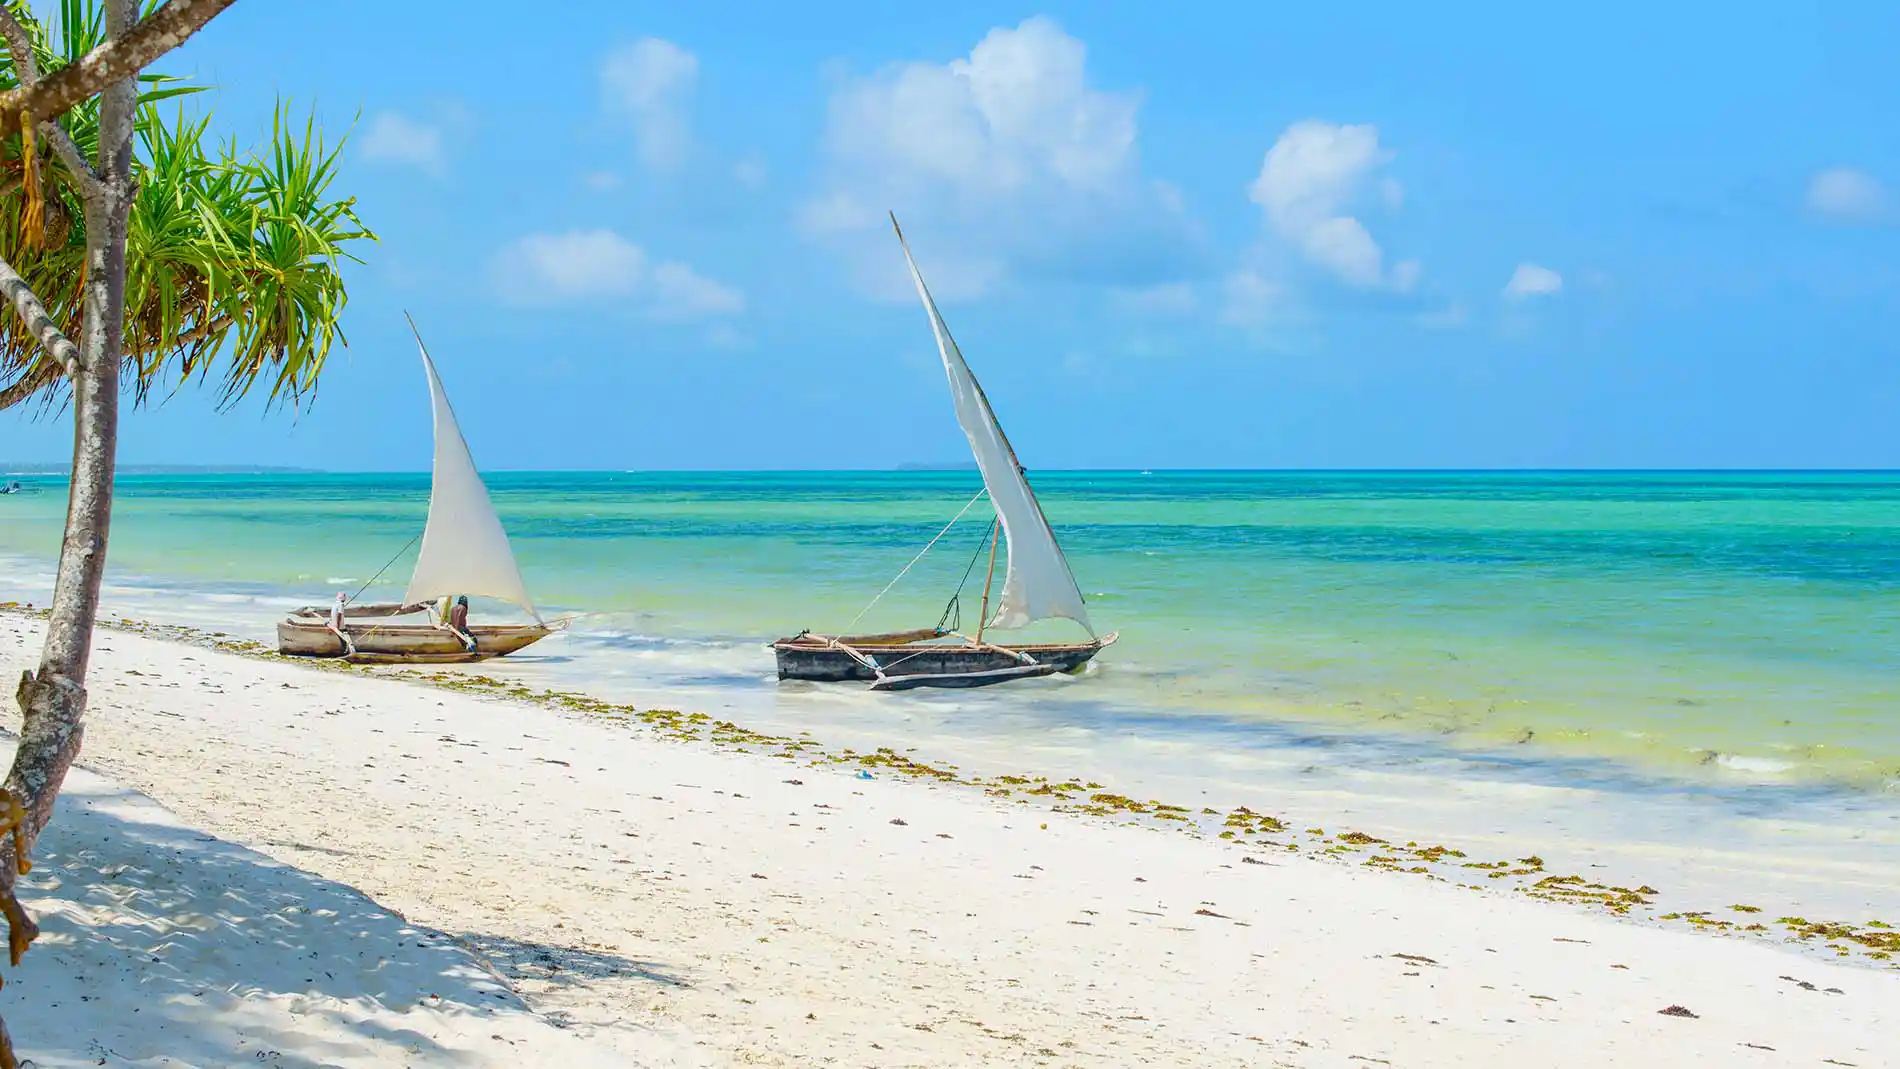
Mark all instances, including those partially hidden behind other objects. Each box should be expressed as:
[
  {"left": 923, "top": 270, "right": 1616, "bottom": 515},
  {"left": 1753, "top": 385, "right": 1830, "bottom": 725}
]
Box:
[{"left": 0, "top": 0, "right": 372, "bottom": 1056}]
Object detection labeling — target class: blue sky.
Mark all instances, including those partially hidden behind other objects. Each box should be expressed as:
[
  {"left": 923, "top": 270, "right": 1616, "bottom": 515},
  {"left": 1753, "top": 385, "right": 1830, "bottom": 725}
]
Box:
[{"left": 2, "top": 1, "right": 1896, "bottom": 470}]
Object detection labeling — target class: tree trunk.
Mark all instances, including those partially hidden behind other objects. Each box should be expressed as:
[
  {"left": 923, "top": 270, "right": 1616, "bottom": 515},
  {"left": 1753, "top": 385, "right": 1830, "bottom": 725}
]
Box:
[
  {"left": 0, "top": 0, "right": 137, "bottom": 933},
  {"left": 0, "top": 3, "right": 262, "bottom": 1060}
]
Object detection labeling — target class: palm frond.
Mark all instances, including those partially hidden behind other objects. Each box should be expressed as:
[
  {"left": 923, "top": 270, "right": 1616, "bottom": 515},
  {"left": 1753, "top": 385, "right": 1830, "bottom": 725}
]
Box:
[{"left": 0, "top": 4, "right": 375, "bottom": 414}]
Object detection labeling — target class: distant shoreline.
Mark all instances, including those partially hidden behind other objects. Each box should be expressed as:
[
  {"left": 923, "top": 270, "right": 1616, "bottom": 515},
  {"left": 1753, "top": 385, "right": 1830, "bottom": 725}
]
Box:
[{"left": 1, "top": 463, "right": 324, "bottom": 475}]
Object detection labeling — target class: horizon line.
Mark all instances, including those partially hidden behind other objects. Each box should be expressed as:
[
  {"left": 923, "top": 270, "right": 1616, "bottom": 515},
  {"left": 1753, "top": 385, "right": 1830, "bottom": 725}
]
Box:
[{"left": 7, "top": 465, "right": 1900, "bottom": 476}]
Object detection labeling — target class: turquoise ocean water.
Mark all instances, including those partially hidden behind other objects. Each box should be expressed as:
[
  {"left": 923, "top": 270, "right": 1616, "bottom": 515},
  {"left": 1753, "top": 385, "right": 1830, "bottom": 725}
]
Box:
[
  {"left": 2, "top": 469, "right": 1897, "bottom": 784},
  {"left": 3, "top": 469, "right": 1899, "bottom": 918}
]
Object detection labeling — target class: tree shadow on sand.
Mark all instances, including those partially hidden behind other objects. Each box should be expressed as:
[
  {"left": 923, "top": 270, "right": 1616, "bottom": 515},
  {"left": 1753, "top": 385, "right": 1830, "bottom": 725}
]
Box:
[
  {"left": 454, "top": 932, "right": 688, "bottom": 989},
  {"left": 9, "top": 769, "right": 690, "bottom": 1066}
]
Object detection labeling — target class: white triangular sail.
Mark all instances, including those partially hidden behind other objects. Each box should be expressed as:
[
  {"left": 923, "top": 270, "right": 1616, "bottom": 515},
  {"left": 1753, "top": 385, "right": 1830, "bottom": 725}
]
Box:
[
  {"left": 402, "top": 333, "right": 539, "bottom": 620},
  {"left": 891, "top": 215, "right": 1094, "bottom": 636}
]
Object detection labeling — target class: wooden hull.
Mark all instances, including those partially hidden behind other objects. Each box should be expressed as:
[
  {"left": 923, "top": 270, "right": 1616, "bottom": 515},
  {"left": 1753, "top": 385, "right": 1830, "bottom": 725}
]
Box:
[
  {"left": 276, "top": 619, "right": 551, "bottom": 664},
  {"left": 772, "top": 631, "right": 1116, "bottom": 685}
]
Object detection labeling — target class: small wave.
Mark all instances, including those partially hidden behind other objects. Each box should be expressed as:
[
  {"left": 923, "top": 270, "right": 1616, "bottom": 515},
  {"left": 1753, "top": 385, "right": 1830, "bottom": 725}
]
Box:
[
  {"left": 1715, "top": 754, "right": 1796, "bottom": 775},
  {"left": 324, "top": 577, "right": 358, "bottom": 585},
  {"left": 567, "top": 624, "right": 752, "bottom": 651}
]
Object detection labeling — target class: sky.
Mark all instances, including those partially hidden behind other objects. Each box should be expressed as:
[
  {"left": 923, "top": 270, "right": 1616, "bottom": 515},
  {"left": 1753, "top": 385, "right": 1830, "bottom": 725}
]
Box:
[{"left": 2, "top": 1, "right": 1897, "bottom": 470}]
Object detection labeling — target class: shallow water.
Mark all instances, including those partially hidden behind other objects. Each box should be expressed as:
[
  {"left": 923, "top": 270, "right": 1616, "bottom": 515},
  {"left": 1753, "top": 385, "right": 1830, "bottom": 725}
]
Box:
[
  {"left": 3, "top": 470, "right": 1898, "bottom": 923},
  {"left": 5, "top": 470, "right": 1897, "bottom": 781}
]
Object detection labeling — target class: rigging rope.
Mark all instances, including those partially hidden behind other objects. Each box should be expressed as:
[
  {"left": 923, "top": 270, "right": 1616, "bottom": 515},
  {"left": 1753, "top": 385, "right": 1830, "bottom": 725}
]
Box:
[
  {"left": 936, "top": 514, "right": 997, "bottom": 632},
  {"left": 844, "top": 486, "right": 989, "bottom": 633},
  {"left": 348, "top": 533, "right": 422, "bottom": 605}
]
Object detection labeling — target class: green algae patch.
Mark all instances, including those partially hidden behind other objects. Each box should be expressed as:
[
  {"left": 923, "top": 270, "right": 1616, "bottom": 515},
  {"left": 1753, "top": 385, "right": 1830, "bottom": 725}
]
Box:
[
  {"left": 1775, "top": 917, "right": 1900, "bottom": 957},
  {"left": 1525, "top": 875, "right": 1655, "bottom": 913},
  {"left": 1223, "top": 807, "right": 1288, "bottom": 834}
]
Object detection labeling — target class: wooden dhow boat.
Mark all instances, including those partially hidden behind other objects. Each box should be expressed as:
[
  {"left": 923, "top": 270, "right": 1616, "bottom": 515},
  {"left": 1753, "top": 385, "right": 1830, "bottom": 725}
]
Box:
[
  {"left": 278, "top": 321, "right": 555, "bottom": 663},
  {"left": 772, "top": 215, "right": 1117, "bottom": 691}
]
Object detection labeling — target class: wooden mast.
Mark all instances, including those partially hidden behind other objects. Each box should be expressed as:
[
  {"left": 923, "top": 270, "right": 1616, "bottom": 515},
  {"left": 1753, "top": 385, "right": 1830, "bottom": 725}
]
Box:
[{"left": 975, "top": 521, "right": 1000, "bottom": 644}]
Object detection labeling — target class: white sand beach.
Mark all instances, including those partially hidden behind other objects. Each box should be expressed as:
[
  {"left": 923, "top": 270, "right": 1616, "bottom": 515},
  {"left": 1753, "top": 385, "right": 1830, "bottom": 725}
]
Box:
[
  {"left": 4, "top": 612, "right": 1898, "bottom": 1067},
  {"left": 12, "top": 766, "right": 680, "bottom": 1068}
]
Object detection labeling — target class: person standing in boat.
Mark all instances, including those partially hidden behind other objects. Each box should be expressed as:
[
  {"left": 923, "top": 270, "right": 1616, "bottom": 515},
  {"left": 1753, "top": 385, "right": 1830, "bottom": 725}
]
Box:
[{"left": 327, "top": 592, "right": 356, "bottom": 657}]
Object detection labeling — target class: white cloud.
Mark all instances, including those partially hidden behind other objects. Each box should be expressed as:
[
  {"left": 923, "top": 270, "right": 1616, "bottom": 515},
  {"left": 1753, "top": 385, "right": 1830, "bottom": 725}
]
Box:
[
  {"left": 797, "top": 191, "right": 876, "bottom": 235},
  {"left": 823, "top": 17, "right": 1135, "bottom": 196},
  {"left": 1112, "top": 281, "right": 1197, "bottom": 315},
  {"left": 492, "top": 229, "right": 742, "bottom": 318},
  {"left": 498, "top": 230, "right": 645, "bottom": 303},
  {"left": 1417, "top": 302, "right": 1469, "bottom": 329},
  {"left": 359, "top": 112, "right": 445, "bottom": 175},
  {"left": 1301, "top": 216, "right": 1385, "bottom": 287},
  {"left": 602, "top": 37, "right": 699, "bottom": 171},
  {"left": 1248, "top": 121, "right": 1410, "bottom": 289},
  {"left": 1806, "top": 167, "right": 1888, "bottom": 224},
  {"left": 1502, "top": 262, "right": 1563, "bottom": 300},
  {"left": 1222, "top": 269, "right": 1284, "bottom": 327},
  {"left": 705, "top": 323, "right": 749, "bottom": 349},
  {"left": 1390, "top": 258, "right": 1422, "bottom": 294},
  {"left": 651, "top": 261, "right": 745, "bottom": 318},
  {"left": 803, "top": 17, "right": 1192, "bottom": 301},
  {"left": 582, "top": 171, "right": 622, "bottom": 192}
]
